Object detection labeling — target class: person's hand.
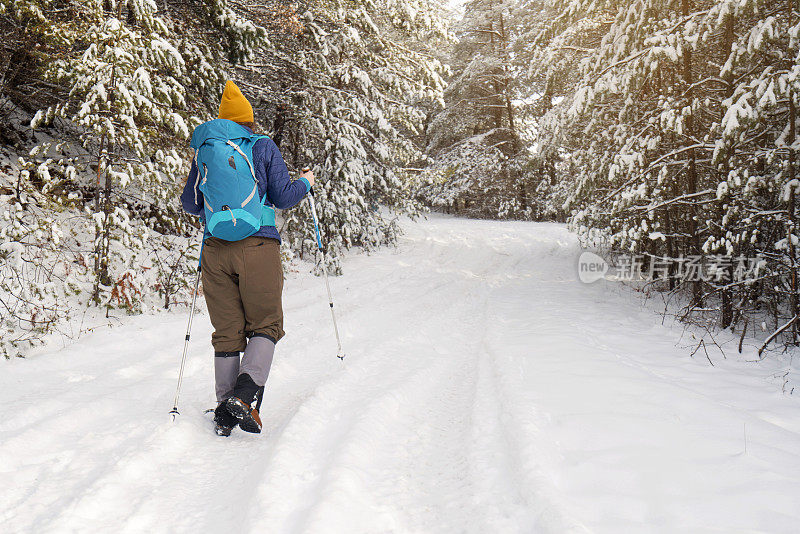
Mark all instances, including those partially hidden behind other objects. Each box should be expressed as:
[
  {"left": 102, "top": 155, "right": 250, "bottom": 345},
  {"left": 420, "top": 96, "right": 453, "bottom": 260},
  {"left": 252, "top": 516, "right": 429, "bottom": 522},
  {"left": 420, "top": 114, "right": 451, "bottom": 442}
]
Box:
[{"left": 300, "top": 168, "right": 315, "bottom": 188}]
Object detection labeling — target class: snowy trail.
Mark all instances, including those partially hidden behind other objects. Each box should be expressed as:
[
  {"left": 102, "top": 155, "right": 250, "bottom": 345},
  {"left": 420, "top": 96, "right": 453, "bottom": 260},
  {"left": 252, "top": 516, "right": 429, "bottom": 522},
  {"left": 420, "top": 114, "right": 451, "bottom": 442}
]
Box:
[{"left": 2, "top": 215, "right": 799, "bottom": 533}]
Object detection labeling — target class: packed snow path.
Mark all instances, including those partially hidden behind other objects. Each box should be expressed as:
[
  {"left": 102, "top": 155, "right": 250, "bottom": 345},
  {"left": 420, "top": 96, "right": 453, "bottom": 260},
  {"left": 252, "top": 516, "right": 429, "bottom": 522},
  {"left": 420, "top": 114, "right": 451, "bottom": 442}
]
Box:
[{"left": 2, "top": 216, "right": 799, "bottom": 533}]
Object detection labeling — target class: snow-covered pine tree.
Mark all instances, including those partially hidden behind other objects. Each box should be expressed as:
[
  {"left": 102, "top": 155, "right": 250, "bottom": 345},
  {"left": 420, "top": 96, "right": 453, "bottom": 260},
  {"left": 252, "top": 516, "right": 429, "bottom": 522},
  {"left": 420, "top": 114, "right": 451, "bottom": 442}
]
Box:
[
  {"left": 521, "top": 0, "right": 616, "bottom": 219},
  {"left": 704, "top": 0, "right": 800, "bottom": 338},
  {"left": 37, "top": 11, "right": 192, "bottom": 301},
  {"left": 423, "top": 0, "right": 533, "bottom": 219},
  {"left": 275, "top": 1, "right": 450, "bottom": 270},
  {"left": 201, "top": 0, "right": 266, "bottom": 64},
  {"left": 555, "top": 0, "right": 722, "bottom": 304},
  {"left": 547, "top": 0, "right": 800, "bottom": 343},
  {"left": 0, "top": 0, "right": 263, "bottom": 356}
]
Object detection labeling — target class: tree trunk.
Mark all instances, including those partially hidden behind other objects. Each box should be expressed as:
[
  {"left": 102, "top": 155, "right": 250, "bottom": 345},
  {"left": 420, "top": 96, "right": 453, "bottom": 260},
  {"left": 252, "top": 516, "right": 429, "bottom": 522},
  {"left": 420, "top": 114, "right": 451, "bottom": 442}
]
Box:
[
  {"left": 272, "top": 103, "right": 286, "bottom": 148},
  {"left": 94, "top": 34, "right": 119, "bottom": 303},
  {"left": 720, "top": 10, "right": 736, "bottom": 328},
  {"left": 497, "top": 12, "right": 525, "bottom": 212},
  {"left": 100, "top": 141, "right": 113, "bottom": 289},
  {"left": 487, "top": 1, "right": 503, "bottom": 130},
  {"left": 682, "top": 0, "right": 701, "bottom": 305},
  {"left": 92, "top": 134, "right": 106, "bottom": 301},
  {"left": 788, "top": 0, "right": 798, "bottom": 342}
]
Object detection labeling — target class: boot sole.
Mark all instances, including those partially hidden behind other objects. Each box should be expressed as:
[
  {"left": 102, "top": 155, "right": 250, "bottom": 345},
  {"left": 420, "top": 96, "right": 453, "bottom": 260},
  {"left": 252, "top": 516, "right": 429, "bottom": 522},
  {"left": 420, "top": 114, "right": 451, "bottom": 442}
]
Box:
[
  {"left": 215, "top": 423, "right": 233, "bottom": 437},
  {"left": 225, "top": 397, "right": 262, "bottom": 434}
]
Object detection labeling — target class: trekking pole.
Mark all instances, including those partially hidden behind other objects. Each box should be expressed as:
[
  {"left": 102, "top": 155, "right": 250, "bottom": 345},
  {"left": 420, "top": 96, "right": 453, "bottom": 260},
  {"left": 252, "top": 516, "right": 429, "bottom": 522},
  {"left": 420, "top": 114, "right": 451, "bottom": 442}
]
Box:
[
  {"left": 170, "top": 245, "right": 203, "bottom": 420},
  {"left": 304, "top": 167, "right": 345, "bottom": 361}
]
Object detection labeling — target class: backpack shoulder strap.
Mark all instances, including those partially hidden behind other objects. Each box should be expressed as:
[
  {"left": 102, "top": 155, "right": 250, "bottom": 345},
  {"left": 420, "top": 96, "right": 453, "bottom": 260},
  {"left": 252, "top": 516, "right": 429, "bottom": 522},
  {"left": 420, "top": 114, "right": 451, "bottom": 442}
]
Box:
[
  {"left": 246, "top": 134, "right": 275, "bottom": 218},
  {"left": 250, "top": 134, "right": 270, "bottom": 144}
]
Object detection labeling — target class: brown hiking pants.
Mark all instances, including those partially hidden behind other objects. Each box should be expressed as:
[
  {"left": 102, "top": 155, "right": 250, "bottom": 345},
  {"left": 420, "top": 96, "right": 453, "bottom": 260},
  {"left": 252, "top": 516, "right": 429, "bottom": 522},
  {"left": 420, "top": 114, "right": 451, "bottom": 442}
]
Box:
[{"left": 201, "top": 236, "right": 284, "bottom": 352}]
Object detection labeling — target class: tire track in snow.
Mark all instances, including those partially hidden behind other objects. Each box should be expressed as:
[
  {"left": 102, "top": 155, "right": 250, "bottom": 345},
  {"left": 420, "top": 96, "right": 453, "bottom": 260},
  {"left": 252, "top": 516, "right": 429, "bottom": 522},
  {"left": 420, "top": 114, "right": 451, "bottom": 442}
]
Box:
[
  {"left": 286, "top": 303, "right": 486, "bottom": 532},
  {"left": 241, "top": 265, "right": 491, "bottom": 531},
  {"left": 232, "top": 220, "right": 569, "bottom": 533},
  {"left": 462, "top": 232, "right": 591, "bottom": 534}
]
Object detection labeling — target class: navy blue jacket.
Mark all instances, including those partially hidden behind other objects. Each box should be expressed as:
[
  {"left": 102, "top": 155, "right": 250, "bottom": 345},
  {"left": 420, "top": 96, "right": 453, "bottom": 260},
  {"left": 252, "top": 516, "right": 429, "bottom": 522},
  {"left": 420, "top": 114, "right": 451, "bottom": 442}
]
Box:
[{"left": 180, "top": 125, "right": 310, "bottom": 243}]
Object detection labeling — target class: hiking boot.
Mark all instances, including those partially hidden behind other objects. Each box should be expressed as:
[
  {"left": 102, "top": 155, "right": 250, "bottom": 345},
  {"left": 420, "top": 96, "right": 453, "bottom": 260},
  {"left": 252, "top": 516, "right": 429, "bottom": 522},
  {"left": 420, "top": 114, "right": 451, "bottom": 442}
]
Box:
[
  {"left": 225, "top": 396, "right": 262, "bottom": 434},
  {"left": 231, "top": 373, "right": 260, "bottom": 405},
  {"left": 213, "top": 402, "right": 238, "bottom": 437}
]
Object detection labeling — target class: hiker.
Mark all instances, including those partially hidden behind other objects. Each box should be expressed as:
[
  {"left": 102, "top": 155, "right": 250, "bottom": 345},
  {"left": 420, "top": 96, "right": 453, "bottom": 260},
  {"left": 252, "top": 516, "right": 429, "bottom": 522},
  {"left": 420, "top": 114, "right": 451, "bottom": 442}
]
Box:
[{"left": 180, "top": 80, "right": 314, "bottom": 436}]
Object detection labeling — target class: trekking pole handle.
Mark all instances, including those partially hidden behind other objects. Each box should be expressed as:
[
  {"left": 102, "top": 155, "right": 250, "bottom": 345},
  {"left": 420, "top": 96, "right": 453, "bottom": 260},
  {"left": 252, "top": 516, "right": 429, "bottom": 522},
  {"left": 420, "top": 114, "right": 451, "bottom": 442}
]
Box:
[{"left": 301, "top": 167, "right": 314, "bottom": 196}]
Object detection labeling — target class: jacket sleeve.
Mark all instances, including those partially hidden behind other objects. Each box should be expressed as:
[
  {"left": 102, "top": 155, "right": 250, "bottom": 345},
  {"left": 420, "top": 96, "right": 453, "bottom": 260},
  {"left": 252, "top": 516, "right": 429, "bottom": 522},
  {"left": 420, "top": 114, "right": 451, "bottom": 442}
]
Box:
[
  {"left": 263, "top": 138, "right": 311, "bottom": 209},
  {"left": 180, "top": 159, "right": 204, "bottom": 216}
]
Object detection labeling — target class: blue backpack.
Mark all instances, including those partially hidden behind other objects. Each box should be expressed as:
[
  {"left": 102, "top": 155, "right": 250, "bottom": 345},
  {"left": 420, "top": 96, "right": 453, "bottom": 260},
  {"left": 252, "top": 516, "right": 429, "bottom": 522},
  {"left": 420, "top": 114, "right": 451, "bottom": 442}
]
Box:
[{"left": 189, "top": 119, "right": 275, "bottom": 241}]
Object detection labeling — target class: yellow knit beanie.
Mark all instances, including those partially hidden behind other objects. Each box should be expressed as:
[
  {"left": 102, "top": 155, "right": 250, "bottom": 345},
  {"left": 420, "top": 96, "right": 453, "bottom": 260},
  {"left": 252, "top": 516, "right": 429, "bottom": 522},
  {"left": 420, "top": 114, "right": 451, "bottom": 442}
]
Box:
[{"left": 218, "top": 80, "right": 254, "bottom": 123}]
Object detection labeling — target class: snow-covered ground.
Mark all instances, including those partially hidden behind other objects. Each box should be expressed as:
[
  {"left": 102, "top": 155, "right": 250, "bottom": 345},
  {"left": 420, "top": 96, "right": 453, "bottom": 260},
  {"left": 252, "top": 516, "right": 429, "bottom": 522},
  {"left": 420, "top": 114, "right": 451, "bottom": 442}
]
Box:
[{"left": 2, "top": 215, "right": 799, "bottom": 533}]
